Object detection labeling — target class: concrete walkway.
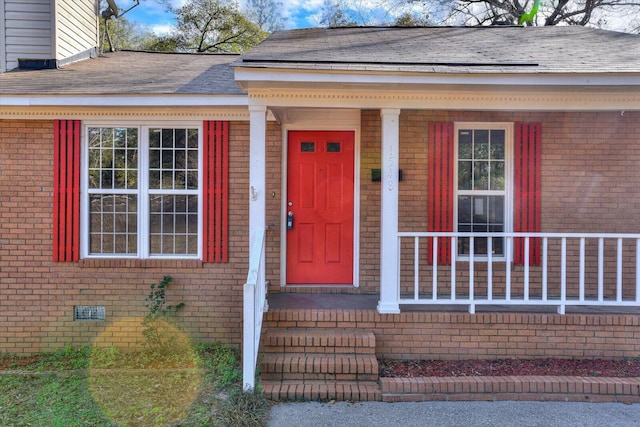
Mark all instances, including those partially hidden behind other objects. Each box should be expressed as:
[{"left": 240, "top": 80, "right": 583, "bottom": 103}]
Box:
[{"left": 268, "top": 401, "right": 640, "bottom": 427}]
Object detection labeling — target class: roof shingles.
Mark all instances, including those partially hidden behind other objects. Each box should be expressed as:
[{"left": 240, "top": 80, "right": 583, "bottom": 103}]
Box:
[{"left": 0, "top": 51, "right": 244, "bottom": 96}]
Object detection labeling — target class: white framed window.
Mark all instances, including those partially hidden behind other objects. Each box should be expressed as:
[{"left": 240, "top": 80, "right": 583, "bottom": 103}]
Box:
[
  {"left": 82, "top": 124, "right": 202, "bottom": 259},
  {"left": 454, "top": 122, "right": 513, "bottom": 258}
]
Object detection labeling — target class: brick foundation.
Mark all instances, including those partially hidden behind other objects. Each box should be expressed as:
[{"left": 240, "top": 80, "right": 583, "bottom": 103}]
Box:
[{"left": 264, "top": 308, "right": 640, "bottom": 360}]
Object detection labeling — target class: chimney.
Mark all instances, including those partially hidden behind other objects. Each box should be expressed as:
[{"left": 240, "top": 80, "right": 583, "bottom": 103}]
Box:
[{"left": 1, "top": 0, "right": 99, "bottom": 72}]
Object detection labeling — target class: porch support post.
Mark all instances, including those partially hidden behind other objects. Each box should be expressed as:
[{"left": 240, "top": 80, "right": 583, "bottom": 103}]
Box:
[
  {"left": 249, "top": 104, "right": 267, "bottom": 249},
  {"left": 378, "top": 108, "right": 401, "bottom": 314},
  {"left": 244, "top": 105, "right": 267, "bottom": 390}
]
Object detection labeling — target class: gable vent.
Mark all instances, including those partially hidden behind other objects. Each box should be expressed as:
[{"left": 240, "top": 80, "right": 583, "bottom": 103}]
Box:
[{"left": 74, "top": 306, "right": 106, "bottom": 321}]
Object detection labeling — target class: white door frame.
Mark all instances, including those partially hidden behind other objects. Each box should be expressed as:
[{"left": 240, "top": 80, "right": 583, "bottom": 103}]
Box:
[{"left": 279, "top": 108, "right": 361, "bottom": 287}]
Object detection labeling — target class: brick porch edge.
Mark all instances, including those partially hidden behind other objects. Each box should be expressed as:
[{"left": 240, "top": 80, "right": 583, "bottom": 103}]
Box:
[{"left": 380, "top": 376, "right": 640, "bottom": 403}]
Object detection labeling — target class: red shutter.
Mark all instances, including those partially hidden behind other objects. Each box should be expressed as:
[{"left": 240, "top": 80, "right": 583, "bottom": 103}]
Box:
[
  {"left": 202, "top": 120, "right": 229, "bottom": 263},
  {"left": 427, "top": 122, "right": 455, "bottom": 265},
  {"left": 53, "top": 120, "right": 81, "bottom": 262},
  {"left": 514, "top": 122, "right": 542, "bottom": 266}
]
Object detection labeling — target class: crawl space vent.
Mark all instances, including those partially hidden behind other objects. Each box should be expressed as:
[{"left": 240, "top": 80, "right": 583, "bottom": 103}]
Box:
[{"left": 74, "top": 306, "right": 106, "bottom": 321}]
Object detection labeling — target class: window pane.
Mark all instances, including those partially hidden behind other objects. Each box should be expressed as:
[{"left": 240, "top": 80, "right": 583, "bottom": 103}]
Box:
[
  {"left": 473, "top": 130, "right": 489, "bottom": 159},
  {"left": 489, "top": 195, "right": 504, "bottom": 224},
  {"left": 149, "top": 128, "right": 199, "bottom": 191},
  {"left": 89, "top": 194, "right": 137, "bottom": 254},
  {"left": 457, "top": 195, "right": 504, "bottom": 256},
  {"left": 149, "top": 195, "right": 198, "bottom": 255},
  {"left": 188, "top": 129, "right": 199, "bottom": 149},
  {"left": 458, "top": 195, "right": 472, "bottom": 223},
  {"left": 87, "top": 127, "right": 138, "bottom": 190},
  {"left": 458, "top": 161, "right": 472, "bottom": 190},
  {"left": 458, "top": 131, "right": 472, "bottom": 159},
  {"left": 490, "top": 130, "right": 505, "bottom": 159},
  {"left": 473, "top": 161, "right": 489, "bottom": 190},
  {"left": 327, "top": 142, "right": 341, "bottom": 152},
  {"left": 490, "top": 161, "right": 505, "bottom": 190}
]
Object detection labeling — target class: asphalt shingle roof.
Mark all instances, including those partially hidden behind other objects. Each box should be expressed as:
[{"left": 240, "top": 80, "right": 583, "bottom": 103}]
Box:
[
  {"left": 240, "top": 26, "right": 640, "bottom": 74},
  {"left": 0, "top": 50, "right": 244, "bottom": 96},
  {"left": 1, "top": 26, "right": 638, "bottom": 98}
]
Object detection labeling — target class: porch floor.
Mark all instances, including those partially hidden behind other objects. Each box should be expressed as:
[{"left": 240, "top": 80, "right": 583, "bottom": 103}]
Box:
[{"left": 268, "top": 292, "right": 640, "bottom": 314}]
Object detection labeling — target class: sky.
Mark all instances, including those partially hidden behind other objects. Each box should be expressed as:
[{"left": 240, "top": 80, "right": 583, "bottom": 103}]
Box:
[
  {"left": 119, "top": 0, "right": 336, "bottom": 32},
  {"left": 113, "top": 0, "right": 637, "bottom": 35}
]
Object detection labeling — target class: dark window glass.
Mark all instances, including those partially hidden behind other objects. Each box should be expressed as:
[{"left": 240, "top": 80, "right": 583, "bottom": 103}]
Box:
[{"left": 327, "top": 142, "right": 341, "bottom": 152}]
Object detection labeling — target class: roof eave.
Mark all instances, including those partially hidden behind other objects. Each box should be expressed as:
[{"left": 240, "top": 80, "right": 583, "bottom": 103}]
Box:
[
  {"left": 234, "top": 66, "right": 640, "bottom": 91},
  {"left": 0, "top": 94, "right": 249, "bottom": 108}
]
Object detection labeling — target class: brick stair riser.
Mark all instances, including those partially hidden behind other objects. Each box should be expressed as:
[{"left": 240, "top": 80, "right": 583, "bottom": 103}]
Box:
[
  {"left": 262, "top": 380, "right": 382, "bottom": 402},
  {"left": 261, "top": 355, "right": 378, "bottom": 374},
  {"left": 262, "top": 345, "right": 376, "bottom": 355},
  {"left": 262, "top": 372, "right": 379, "bottom": 381},
  {"left": 262, "top": 329, "right": 376, "bottom": 355}
]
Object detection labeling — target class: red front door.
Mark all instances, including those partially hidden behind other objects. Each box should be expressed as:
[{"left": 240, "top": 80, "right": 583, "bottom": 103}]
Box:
[{"left": 286, "top": 131, "right": 355, "bottom": 284}]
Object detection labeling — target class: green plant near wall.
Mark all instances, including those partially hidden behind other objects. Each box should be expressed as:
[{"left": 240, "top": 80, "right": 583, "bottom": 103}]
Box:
[{"left": 141, "top": 276, "right": 186, "bottom": 358}]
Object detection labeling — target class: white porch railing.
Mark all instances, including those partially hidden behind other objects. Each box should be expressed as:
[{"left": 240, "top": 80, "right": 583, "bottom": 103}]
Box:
[
  {"left": 242, "top": 229, "right": 267, "bottom": 391},
  {"left": 397, "top": 232, "right": 640, "bottom": 314}
]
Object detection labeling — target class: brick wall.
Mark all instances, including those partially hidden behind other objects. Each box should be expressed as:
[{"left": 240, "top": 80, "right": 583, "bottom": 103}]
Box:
[
  {"left": 2, "top": 109, "right": 640, "bottom": 355},
  {"left": 0, "top": 119, "right": 281, "bottom": 355},
  {"left": 265, "top": 308, "right": 640, "bottom": 360}
]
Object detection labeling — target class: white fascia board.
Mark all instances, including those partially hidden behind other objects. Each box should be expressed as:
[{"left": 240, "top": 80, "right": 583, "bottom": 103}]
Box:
[
  {"left": 0, "top": 95, "right": 249, "bottom": 107},
  {"left": 235, "top": 68, "right": 640, "bottom": 89}
]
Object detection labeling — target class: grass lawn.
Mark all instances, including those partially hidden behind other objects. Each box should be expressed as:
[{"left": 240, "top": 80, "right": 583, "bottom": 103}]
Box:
[{"left": 0, "top": 343, "right": 269, "bottom": 427}]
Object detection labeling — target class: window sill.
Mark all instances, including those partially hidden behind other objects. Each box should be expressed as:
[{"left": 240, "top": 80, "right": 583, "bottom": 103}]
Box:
[{"left": 78, "top": 258, "right": 203, "bottom": 269}]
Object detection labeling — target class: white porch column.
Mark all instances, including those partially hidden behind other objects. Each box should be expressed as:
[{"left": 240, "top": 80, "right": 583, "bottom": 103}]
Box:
[
  {"left": 378, "top": 108, "right": 401, "bottom": 314},
  {"left": 249, "top": 105, "right": 267, "bottom": 248},
  {"left": 244, "top": 105, "right": 267, "bottom": 390}
]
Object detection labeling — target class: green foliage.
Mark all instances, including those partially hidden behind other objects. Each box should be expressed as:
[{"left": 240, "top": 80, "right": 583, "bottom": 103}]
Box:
[
  {"left": 141, "top": 276, "right": 186, "bottom": 357},
  {"left": 195, "top": 342, "right": 243, "bottom": 388},
  {"left": 214, "top": 386, "right": 270, "bottom": 427},
  {"left": 0, "top": 342, "right": 269, "bottom": 427},
  {"left": 144, "top": 276, "right": 184, "bottom": 318},
  {"left": 245, "top": 0, "right": 284, "bottom": 32},
  {"left": 172, "top": 0, "right": 268, "bottom": 53},
  {"left": 90, "top": 346, "right": 121, "bottom": 369},
  {"left": 0, "top": 375, "right": 113, "bottom": 426}
]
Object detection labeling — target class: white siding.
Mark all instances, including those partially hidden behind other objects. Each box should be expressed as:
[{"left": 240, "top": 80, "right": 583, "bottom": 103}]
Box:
[
  {"left": 2, "top": 0, "right": 54, "bottom": 71},
  {"left": 55, "top": 0, "right": 97, "bottom": 62},
  {"left": 1, "top": 0, "right": 98, "bottom": 72}
]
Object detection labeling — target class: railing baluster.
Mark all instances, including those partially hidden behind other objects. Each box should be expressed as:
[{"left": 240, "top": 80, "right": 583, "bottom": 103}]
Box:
[
  {"left": 414, "top": 237, "right": 420, "bottom": 301},
  {"left": 542, "top": 237, "right": 548, "bottom": 301},
  {"left": 559, "top": 237, "right": 566, "bottom": 314},
  {"left": 637, "top": 239, "right": 640, "bottom": 303},
  {"left": 469, "top": 236, "right": 475, "bottom": 313},
  {"left": 451, "top": 236, "right": 456, "bottom": 301},
  {"left": 487, "top": 237, "right": 493, "bottom": 301},
  {"left": 505, "top": 236, "right": 511, "bottom": 301},
  {"left": 431, "top": 237, "right": 436, "bottom": 301},
  {"left": 598, "top": 238, "right": 604, "bottom": 302},
  {"left": 617, "top": 238, "right": 623, "bottom": 302},
  {"left": 579, "top": 238, "right": 585, "bottom": 302},
  {"left": 524, "top": 237, "right": 530, "bottom": 301}
]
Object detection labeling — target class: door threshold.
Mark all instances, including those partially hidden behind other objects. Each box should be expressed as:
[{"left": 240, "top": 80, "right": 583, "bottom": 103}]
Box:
[{"left": 283, "top": 284, "right": 356, "bottom": 288}]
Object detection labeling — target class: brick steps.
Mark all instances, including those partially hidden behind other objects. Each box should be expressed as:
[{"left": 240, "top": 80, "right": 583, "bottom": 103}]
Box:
[{"left": 260, "top": 328, "right": 381, "bottom": 401}]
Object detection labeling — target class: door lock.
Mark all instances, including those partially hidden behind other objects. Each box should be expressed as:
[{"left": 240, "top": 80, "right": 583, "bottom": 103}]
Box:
[{"left": 287, "top": 211, "right": 294, "bottom": 230}]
